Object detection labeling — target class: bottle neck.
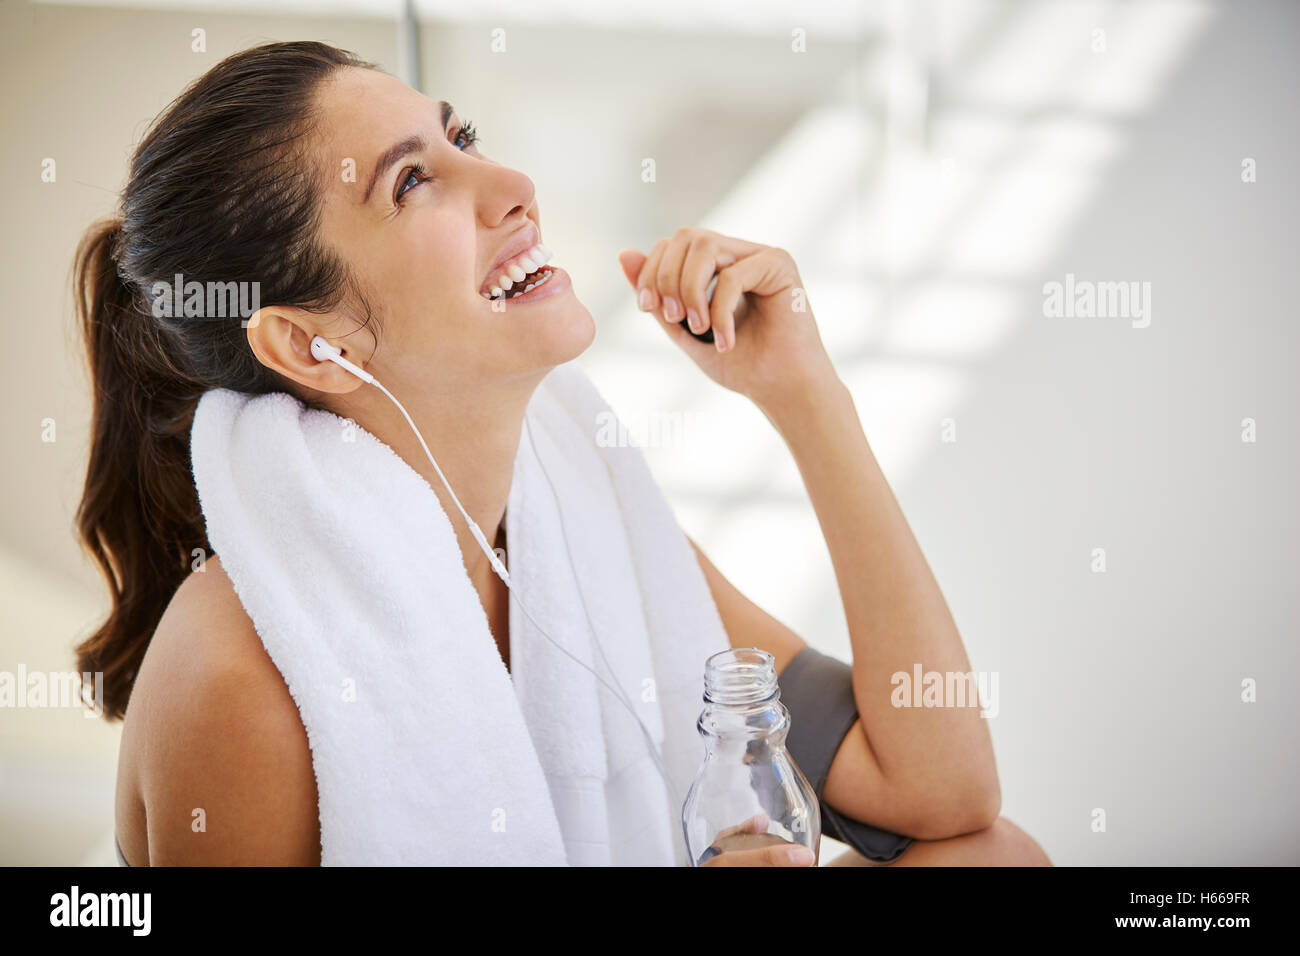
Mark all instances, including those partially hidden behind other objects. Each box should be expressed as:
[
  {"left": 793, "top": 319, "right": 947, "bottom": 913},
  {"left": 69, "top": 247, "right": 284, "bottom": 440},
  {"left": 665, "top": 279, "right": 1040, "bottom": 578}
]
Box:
[
  {"left": 698, "top": 649, "right": 788, "bottom": 746},
  {"left": 703, "top": 647, "right": 779, "bottom": 706}
]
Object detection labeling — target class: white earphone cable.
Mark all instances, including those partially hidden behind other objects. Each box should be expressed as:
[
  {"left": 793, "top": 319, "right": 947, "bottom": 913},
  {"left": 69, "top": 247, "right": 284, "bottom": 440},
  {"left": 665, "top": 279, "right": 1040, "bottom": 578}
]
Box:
[
  {"left": 311, "top": 338, "right": 681, "bottom": 822},
  {"left": 520, "top": 411, "right": 680, "bottom": 799}
]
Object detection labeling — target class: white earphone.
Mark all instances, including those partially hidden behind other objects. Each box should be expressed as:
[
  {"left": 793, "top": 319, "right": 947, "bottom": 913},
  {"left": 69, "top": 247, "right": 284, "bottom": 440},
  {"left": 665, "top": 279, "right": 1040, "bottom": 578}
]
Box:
[
  {"left": 310, "top": 335, "right": 374, "bottom": 385},
  {"left": 308, "top": 335, "right": 680, "bottom": 837}
]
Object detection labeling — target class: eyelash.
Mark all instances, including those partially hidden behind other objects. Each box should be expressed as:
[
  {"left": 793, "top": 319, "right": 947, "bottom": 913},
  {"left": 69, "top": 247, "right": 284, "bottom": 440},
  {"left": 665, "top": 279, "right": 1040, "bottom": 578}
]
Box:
[{"left": 395, "top": 121, "right": 480, "bottom": 204}]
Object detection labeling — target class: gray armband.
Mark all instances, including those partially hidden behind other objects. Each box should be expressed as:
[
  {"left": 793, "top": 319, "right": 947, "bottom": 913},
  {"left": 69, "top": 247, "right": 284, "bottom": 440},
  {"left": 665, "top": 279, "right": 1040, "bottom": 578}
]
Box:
[{"left": 779, "top": 646, "right": 913, "bottom": 863}]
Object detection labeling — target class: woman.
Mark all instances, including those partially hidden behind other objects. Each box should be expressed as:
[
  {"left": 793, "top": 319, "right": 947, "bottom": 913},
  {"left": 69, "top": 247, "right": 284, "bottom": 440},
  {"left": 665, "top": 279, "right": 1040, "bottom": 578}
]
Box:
[{"left": 74, "top": 41, "right": 1048, "bottom": 866}]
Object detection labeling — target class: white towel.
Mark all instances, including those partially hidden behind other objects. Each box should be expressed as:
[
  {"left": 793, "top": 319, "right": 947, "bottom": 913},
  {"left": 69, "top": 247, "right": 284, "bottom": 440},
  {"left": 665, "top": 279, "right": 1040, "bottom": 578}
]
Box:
[{"left": 188, "top": 359, "right": 732, "bottom": 866}]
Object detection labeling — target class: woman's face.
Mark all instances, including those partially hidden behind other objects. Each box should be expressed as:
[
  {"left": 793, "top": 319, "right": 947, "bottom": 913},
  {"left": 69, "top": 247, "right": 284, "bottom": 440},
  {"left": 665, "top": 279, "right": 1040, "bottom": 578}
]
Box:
[{"left": 309, "top": 67, "right": 594, "bottom": 393}]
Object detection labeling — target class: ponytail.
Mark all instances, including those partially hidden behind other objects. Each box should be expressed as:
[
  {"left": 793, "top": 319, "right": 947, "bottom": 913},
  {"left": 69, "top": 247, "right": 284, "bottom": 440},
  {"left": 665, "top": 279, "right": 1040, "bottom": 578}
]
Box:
[
  {"left": 72, "top": 218, "right": 208, "bottom": 721},
  {"left": 71, "top": 41, "right": 376, "bottom": 721}
]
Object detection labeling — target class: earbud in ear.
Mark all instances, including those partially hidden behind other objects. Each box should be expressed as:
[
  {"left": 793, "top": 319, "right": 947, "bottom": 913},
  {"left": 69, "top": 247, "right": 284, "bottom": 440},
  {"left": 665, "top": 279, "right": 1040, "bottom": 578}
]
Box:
[
  {"left": 310, "top": 335, "right": 337, "bottom": 361},
  {"left": 310, "top": 335, "right": 375, "bottom": 385}
]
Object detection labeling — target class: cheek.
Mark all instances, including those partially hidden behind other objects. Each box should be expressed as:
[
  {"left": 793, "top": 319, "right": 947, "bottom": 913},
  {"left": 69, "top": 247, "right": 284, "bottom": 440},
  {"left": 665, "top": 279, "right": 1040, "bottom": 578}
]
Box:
[{"left": 395, "top": 214, "right": 476, "bottom": 301}]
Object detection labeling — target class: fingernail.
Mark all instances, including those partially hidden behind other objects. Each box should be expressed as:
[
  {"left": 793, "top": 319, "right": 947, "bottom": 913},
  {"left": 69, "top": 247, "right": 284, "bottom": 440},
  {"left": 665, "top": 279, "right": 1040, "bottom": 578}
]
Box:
[
  {"left": 715, "top": 330, "right": 727, "bottom": 353},
  {"left": 663, "top": 297, "right": 681, "bottom": 321},
  {"left": 687, "top": 308, "right": 703, "bottom": 333},
  {"left": 785, "top": 845, "right": 814, "bottom": 866},
  {"left": 638, "top": 288, "right": 654, "bottom": 311}
]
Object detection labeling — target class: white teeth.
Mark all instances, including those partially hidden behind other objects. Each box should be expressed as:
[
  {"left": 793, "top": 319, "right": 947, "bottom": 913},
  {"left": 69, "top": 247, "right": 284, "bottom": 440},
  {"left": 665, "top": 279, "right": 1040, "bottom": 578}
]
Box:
[
  {"left": 482, "top": 243, "right": 556, "bottom": 300},
  {"left": 497, "top": 269, "right": 553, "bottom": 300}
]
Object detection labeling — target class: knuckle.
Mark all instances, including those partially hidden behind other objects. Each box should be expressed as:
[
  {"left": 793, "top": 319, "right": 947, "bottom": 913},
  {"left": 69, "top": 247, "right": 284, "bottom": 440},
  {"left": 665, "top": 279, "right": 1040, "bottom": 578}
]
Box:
[
  {"left": 645, "top": 238, "right": 667, "bottom": 260},
  {"left": 687, "top": 282, "right": 709, "bottom": 311},
  {"left": 638, "top": 246, "right": 665, "bottom": 287}
]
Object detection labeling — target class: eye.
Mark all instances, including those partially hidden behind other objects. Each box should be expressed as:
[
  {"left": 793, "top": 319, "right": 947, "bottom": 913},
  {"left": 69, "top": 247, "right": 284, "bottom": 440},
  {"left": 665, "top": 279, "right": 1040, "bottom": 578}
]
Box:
[
  {"left": 393, "top": 122, "right": 481, "bottom": 205},
  {"left": 454, "top": 120, "right": 479, "bottom": 151},
  {"left": 395, "top": 163, "right": 428, "bottom": 203}
]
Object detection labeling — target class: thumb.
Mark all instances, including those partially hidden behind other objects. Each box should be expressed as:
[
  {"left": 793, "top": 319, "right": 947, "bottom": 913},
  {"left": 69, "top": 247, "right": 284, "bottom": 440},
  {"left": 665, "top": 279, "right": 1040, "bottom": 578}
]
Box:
[{"left": 616, "top": 248, "right": 646, "bottom": 288}]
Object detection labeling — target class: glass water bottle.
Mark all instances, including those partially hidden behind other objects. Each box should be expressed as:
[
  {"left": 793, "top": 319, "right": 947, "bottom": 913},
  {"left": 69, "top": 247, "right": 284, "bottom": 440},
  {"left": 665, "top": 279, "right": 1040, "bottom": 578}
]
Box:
[{"left": 682, "top": 647, "right": 821, "bottom": 866}]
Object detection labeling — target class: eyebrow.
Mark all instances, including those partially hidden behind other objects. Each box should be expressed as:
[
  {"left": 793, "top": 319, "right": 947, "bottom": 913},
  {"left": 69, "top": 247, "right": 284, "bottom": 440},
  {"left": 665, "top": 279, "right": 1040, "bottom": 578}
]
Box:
[{"left": 361, "top": 100, "right": 456, "bottom": 204}]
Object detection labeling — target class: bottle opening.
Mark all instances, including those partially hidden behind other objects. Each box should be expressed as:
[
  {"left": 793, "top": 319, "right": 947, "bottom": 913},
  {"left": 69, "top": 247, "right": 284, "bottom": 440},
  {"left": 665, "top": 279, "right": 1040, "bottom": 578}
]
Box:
[{"left": 703, "top": 647, "right": 778, "bottom": 705}]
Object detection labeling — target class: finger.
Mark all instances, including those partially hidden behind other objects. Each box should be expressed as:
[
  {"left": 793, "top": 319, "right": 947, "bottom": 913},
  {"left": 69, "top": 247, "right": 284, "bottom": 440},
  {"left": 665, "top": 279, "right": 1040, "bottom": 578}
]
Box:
[
  {"left": 709, "top": 248, "right": 791, "bottom": 353},
  {"left": 701, "top": 843, "right": 815, "bottom": 868},
  {"left": 698, "top": 229, "right": 767, "bottom": 263},
  {"left": 655, "top": 230, "right": 693, "bottom": 325},
  {"left": 711, "top": 812, "right": 771, "bottom": 842},
  {"left": 636, "top": 238, "right": 668, "bottom": 313},
  {"left": 709, "top": 266, "right": 744, "bottom": 354},
  {"left": 617, "top": 249, "right": 646, "bottom": 289},
  {"left": 658, "top": 308, "right": 713, "bottom": 352},
  {"left": 680, "top": 235, "right": 719, "bottom": 338}
]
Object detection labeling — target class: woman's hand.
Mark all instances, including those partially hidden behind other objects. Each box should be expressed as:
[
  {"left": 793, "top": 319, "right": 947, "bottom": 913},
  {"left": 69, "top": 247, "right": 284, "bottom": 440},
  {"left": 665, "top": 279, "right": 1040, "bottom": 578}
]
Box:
[
  {"left": 696, "top": 812, "right": 817, "bottom": 868},
  {"left": 617, "top": 228, "right": 839, "bottom": 413}
]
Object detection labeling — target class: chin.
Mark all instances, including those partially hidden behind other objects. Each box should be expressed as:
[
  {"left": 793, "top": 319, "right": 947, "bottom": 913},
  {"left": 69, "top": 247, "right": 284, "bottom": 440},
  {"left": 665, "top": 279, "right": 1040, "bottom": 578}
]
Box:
[
  {"left": 524, "top": 291, "right": 596, "bottom": 367},
  {"left": 556, "top": 299, "right": 597, "bottom": 360},
  {"left": 479, "top": 273, "right": 597, "bottom": 374},
  {"left": 490, "top": 302, "right": 594, "bottom": 388}
]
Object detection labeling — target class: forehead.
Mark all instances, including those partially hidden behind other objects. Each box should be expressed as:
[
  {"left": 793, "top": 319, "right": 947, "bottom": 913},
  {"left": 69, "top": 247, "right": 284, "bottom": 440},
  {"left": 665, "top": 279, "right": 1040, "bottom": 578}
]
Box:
[{"left": 313, "top": 67, "right": 442, "bottom": 153}]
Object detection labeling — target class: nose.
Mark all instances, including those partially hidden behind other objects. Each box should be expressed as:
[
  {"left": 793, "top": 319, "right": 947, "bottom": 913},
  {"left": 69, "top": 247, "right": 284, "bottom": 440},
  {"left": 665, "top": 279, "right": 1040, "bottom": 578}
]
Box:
[{"left": 476, "top": 159, "right": 536, "bottom": 230}]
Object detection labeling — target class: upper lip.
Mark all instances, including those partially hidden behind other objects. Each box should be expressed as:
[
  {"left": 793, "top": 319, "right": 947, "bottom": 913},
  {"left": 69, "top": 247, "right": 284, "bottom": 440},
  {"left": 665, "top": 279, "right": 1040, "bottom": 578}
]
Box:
[{"left": 479, "top": 225, "right": 542, "bottom": 295}]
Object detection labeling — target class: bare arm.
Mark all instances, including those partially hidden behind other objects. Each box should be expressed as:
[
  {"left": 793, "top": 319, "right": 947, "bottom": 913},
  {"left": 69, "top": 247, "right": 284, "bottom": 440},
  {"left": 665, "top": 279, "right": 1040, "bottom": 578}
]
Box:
[
  {"left": 690, "top": 527, "right": 995, "bottom": 841},
  {"left": 620, "top": 228, "right": 999, "bottom": 841},
  {"left": 134, "top": 558, "right": 320, "bottom": 865},
  {"left": 753, "top": 377, "right": 1000, "bottom": 838}
]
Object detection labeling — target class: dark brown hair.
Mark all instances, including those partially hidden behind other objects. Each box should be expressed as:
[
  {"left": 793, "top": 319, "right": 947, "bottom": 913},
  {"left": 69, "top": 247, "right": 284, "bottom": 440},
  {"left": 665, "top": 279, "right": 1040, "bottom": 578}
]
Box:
[{"left": 73, "top": 41, "right": 376, "bottom": 720}]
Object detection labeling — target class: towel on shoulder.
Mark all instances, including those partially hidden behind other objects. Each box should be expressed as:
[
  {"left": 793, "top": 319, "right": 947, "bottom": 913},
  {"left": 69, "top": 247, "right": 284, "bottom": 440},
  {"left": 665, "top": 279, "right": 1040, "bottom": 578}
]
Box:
[{"left": 189, "top": 359, "right": 731, "bottom": 866}]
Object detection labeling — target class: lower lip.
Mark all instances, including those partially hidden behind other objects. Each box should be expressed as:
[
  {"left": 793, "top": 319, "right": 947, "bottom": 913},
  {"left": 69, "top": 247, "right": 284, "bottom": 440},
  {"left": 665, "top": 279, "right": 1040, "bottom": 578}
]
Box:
[{"left": 483, "top": 266, "right": 571, "bottom": 307}]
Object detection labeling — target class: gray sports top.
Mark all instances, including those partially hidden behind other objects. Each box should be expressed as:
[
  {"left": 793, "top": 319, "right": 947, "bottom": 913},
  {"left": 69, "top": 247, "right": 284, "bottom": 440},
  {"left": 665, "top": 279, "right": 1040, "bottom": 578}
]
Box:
[{"left": 115, "top": 646, "right": 911, "bottom": 865}]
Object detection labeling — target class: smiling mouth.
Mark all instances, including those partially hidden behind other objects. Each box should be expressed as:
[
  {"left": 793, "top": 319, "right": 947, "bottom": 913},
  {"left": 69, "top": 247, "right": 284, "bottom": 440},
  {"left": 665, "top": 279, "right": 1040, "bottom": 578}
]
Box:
[
  {"left": 480, "top": 242, "right": 555, "bottom": 301},
  {"left": 481, "top": 267, "right": 554, "bottom": 302}
]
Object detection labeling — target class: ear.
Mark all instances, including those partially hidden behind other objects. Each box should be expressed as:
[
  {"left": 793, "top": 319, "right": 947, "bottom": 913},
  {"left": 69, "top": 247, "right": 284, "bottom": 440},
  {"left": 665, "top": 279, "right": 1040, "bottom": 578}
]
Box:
[{"left": 246, "top": 306, "right": 367, "bottom": 394}]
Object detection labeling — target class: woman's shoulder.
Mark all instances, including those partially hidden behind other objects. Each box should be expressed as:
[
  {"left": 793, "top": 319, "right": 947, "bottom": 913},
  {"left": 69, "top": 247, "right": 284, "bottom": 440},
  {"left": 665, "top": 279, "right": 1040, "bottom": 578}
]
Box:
[
  {"left": 117, "top": 555, "right": 320, "bottom": 864},
  {"left": 138, "top": 554, "right": 287, "bottom": 709}
]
